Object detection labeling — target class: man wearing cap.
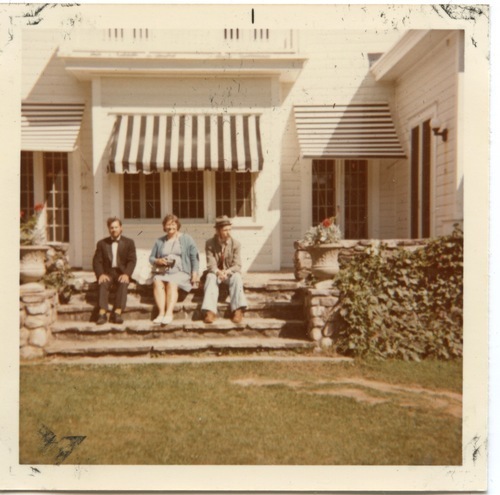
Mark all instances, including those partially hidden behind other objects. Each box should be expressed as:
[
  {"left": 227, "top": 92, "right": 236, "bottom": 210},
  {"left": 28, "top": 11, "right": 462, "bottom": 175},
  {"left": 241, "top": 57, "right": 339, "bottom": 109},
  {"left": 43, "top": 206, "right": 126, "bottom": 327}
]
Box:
[{"left": 202, "top": 215, "right": 248, "bottom": 324}]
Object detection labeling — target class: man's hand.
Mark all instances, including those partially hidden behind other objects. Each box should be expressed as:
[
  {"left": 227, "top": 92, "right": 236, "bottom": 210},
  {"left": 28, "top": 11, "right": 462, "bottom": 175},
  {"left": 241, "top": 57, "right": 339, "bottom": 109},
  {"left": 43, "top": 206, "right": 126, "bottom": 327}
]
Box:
[
  {"left": 98, "top": 274, "right": 111, "bottom": 284},
  {"left": 217, "top": 270, "right": 229, "bottom": 282},
  {"left": 118, "top": 274, "right": 130, "bottom": 284}
]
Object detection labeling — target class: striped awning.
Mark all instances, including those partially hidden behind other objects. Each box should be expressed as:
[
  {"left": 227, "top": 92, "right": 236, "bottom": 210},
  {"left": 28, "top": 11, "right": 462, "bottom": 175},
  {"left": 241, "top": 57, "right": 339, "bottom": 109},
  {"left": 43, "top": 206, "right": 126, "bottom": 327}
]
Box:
[
  {"left": 294, "top": 103, "right": 406, "bottom": 159},
  {"left": 21, "top": 102, "right": 85, "bottom": 152},
  {"left": 108, "top": 114, "right": 264, "bottom": 173}
]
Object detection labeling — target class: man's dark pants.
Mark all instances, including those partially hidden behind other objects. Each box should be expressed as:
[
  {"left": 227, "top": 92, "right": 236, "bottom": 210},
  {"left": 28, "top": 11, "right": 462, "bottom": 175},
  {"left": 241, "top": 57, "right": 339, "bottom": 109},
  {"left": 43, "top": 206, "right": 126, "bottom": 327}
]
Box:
[{"left": 98, "top": 267, "right": 129, "bottom": 312}]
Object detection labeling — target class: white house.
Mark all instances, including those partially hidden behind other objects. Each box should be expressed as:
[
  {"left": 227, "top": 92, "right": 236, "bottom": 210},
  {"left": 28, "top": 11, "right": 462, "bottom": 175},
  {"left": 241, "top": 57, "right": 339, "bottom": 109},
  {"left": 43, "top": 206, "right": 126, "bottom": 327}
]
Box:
[{"left": 20, "top": 26, "right": 464, "bottom": 272}]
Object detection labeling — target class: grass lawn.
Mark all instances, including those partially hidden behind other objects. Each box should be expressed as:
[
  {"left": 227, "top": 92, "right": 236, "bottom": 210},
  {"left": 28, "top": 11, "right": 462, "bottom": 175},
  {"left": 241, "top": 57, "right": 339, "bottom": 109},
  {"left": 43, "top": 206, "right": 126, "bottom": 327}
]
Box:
[{"left": 19, "top": 358, "right": 462, "bottom": 465}]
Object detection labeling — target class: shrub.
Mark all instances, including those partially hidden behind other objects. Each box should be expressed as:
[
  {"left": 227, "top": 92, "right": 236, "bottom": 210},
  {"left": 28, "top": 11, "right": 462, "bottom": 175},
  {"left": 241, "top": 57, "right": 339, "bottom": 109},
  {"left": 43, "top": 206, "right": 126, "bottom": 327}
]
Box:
[{"left": 333, "top": 226, "right": 463, "bottom": 360}]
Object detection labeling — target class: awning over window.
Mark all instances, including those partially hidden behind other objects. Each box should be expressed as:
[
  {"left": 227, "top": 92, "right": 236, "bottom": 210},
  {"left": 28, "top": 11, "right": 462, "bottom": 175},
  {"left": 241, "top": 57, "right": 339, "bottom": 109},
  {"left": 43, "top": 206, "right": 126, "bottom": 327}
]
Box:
[
  {"left": 108, "top": 114, "right": 264, "bottom": 173},
  {"left": 21, "top": 102, "right": 85, "bottom": 152},
  {"left": 294, "top": 103, "right": 406, "bottom": 159}
]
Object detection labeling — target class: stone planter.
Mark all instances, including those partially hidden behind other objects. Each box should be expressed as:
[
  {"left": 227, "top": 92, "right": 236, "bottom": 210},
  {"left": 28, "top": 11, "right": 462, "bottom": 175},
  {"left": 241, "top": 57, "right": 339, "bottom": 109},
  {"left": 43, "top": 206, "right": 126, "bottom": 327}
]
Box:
[
  {"left": 306, "top": 243, "right": 342, "bottom": 280},
  {"left": 20, "top": 245, "right": 49, "bottom": 284}
]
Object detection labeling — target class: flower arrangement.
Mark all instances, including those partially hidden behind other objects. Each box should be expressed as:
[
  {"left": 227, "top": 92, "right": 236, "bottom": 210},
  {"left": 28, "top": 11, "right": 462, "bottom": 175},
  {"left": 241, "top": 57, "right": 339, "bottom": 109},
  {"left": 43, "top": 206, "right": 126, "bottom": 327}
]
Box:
[
  {"left": 300, "top": 216, "right": 343, "bottom": 246},
  {"left": 20, "top": 203, "right": 45, "bottom": 245}
]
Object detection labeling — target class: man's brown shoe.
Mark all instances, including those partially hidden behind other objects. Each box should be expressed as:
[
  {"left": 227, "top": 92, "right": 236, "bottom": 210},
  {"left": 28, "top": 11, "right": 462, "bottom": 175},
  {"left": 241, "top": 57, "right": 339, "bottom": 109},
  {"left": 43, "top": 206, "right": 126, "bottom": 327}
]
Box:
[
  {"left": 204, "top": 310, "right": 217, "bottom": 324},
  {"left": 231, "top": 308, "right": 244, "bottom": 324}
]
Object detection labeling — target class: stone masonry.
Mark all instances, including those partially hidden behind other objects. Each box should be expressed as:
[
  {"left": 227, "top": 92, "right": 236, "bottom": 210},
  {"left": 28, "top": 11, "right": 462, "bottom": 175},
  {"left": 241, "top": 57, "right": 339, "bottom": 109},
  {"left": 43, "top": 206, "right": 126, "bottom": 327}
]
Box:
[{"left": 20, "top": 283, "right": 58, "bottom": 360}]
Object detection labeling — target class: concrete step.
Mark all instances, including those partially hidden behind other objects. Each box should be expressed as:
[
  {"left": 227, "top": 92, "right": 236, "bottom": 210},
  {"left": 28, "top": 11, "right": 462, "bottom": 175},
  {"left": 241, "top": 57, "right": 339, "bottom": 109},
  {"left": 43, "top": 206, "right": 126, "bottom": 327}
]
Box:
[
  {"left": 51, "top": 317, "right": 307, "bottom": 340},
  {"left": 44, "top": 336, "right": 315, "bottom": 358}
]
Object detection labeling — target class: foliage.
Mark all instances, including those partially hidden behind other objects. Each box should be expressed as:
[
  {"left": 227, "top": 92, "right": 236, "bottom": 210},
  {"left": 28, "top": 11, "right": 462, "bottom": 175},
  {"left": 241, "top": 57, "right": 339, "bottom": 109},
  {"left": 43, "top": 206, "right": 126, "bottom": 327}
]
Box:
[
  {"left": 43, "top": 248, "right": 74, "bottom": 303},
  {"left": 20, "top": 203, "right": 45, "bottom": 245},
  {"left": 299, "top": 216, "right": 343, "bottom": 246},
  {"left": 333, "top": 225, "right": 463, "bottom": 361}
]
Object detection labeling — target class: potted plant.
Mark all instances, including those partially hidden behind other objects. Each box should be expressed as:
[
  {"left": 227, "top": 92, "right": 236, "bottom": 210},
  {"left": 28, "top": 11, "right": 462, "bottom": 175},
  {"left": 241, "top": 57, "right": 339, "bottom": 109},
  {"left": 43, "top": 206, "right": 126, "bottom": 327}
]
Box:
[
  {"left": 298, "top": 216, "right": 343, "bottom": 280},
  {"left": 20, "top": 203, "right": 49, "bottom": 284}
]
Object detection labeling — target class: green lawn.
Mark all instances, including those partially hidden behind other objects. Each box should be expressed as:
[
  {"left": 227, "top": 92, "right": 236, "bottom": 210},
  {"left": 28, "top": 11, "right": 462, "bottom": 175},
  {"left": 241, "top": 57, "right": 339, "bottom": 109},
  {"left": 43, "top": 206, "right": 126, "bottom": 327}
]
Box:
[{"left": 19, "top": 358, "right": 462, "bottom": 465}]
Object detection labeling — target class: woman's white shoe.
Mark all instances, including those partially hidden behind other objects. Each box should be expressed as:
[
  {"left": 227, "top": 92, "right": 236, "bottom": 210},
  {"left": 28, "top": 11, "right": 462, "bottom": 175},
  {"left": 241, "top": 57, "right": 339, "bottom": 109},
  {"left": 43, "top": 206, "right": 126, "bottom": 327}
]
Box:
[
  {"left": 161, "top": 315, "right": 173, "bottom": 325},
  {"left": 153, "top": 315, "right": 164, "bottom": 325}
]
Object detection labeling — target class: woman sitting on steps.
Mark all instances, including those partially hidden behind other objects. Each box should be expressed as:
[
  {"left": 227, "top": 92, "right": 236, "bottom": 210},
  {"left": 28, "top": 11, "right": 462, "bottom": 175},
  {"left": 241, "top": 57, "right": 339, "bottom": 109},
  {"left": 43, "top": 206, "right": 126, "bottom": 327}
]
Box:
[{"left": 148, "top": 214, "right": 199, "bottom": 326}]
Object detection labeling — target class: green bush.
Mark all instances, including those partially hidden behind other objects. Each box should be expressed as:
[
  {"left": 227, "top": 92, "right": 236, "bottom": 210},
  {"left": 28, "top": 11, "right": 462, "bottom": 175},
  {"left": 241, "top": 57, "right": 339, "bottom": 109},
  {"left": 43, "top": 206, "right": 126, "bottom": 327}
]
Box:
[{"left": 333, "top": 226, "right": 463, "bottom": 361}]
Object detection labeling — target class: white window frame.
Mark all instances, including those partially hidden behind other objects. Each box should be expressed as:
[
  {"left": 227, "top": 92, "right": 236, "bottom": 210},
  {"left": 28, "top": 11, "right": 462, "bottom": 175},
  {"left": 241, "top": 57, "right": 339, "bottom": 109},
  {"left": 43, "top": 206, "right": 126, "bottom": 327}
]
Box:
[{"left": 120, "top": 170, "right": 257, "bottom": 225}]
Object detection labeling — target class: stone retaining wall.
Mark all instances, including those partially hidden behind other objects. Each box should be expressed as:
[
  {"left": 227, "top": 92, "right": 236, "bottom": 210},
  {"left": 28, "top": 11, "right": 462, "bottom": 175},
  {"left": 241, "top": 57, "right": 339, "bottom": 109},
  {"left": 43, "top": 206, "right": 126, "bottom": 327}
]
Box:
[
  {"left": 20, "top": 283, "right": 58, "bottom": 360},
  {"left": 299, "top": 239, "right": 429, "bottom": 346}
]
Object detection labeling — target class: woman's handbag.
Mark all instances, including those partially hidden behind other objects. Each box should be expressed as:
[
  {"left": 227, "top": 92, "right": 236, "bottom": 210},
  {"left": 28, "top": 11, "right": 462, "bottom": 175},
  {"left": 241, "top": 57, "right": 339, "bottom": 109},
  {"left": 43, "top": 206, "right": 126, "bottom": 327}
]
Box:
[{"left": 152, "top": 258, "right": 176, "bottom": 276}]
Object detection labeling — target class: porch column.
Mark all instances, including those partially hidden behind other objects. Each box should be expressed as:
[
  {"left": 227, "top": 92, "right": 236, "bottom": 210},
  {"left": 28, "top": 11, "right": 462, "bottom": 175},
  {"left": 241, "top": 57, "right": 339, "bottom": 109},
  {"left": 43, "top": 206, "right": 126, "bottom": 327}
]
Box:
[
  {"left": 91, "top": 77, "right": 106, "bottom": 244},
  {"left": 269, "top": 76, "right": 282, "bottom": 270}
]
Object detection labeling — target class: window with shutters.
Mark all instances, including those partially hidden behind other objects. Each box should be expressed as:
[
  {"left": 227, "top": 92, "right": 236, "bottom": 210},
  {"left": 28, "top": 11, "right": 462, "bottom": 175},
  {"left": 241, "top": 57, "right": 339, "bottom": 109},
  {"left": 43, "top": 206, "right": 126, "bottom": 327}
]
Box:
[{"left": 410, "top": 119, "right": 432, "bottom": 238}]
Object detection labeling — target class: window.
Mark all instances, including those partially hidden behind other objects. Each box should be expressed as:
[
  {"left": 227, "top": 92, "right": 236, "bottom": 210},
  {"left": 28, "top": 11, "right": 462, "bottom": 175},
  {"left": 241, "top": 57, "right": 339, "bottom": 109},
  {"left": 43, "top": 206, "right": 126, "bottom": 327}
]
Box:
[
  {"left": 215, "top": 171, "right": 253, "bottom": 218},
  {"left": 312, "top": 158, "right": 368, "bottom": 239},
  {"left": 123, "top": 173, "right": 161, "bottom": 219},
  {"left": 312, "top": 159, "right": 336, "bottom": 225},
  {"left": 20, "top": 151, "right": 34, "bottom": 215},
  {"left": 344, "top": 160, "right": 368, "bottom": 239},
  {"left": 172, "top": 171, "right": 204, "bottom": 219},
  {"left": 44, "top": 152, "right": 69, "bottom": 242},
  {"left": 410, "top": 119, "right": 431, "bottom": 238}
]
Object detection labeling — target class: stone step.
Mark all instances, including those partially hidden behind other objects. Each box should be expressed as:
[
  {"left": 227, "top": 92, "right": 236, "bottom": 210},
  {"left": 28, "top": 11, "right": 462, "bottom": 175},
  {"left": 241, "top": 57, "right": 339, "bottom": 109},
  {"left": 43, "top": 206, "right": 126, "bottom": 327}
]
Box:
[
  {"left": 70, "top": 271, "right": 305, "bottom": 296},
  {"left": 51, "top": 317, "right": 307, "bottom": 340},
  {"left": 57, "top": 295, "right": 305, "bottom": 322},
  {"left": 44, "top": 336, "right": 315, "bottom": 358}
]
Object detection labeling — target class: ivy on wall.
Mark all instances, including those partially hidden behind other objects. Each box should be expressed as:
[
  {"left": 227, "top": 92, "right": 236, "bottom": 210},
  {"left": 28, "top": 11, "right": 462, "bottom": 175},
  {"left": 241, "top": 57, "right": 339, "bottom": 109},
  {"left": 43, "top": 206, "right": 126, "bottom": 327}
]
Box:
[{"left": 333, "top": 226, "right": 463, "bottom": 360}]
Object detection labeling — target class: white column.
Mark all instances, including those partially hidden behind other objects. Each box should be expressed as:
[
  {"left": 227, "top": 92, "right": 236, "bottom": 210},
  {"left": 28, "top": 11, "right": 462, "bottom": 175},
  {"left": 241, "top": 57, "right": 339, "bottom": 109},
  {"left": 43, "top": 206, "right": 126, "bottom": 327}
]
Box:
[
  {"left": 91, "top": 77, "right": 106, "bottom": 244},
  {"left": 269, "top": 76, "right": 282, "bottom": 270}
]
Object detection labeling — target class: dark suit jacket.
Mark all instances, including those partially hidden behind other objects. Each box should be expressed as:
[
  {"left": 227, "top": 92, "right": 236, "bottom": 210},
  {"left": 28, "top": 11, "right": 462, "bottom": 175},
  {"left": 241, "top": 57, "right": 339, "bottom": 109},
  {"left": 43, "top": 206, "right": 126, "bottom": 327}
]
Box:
[{"left": 93, "top": 236, "right": 137, "bottom": 279}]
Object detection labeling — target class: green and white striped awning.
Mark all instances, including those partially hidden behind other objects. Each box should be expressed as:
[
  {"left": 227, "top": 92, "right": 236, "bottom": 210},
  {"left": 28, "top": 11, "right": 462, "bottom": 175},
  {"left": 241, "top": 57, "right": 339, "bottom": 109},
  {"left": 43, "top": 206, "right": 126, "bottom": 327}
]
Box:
[
  {"left": 294, "top": 103, "right": 406, "bottom": 159},
  {"left": 108, "top": 113, "right": 264, "bottom": 173}
]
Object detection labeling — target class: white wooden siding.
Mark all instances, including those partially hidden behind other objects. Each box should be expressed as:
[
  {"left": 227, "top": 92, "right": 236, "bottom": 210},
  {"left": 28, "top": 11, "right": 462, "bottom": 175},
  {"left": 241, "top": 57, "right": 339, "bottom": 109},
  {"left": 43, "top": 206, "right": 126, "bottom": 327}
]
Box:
[{"left": 384, "top": 31, "right": 459, "bottom": 238}]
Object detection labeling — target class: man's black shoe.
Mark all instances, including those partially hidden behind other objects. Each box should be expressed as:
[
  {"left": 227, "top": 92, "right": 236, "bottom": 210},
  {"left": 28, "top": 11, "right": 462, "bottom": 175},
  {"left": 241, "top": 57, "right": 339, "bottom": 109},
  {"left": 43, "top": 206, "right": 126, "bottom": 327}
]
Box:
[
  {"left": 96, "top": 313, "right": 107, "bottom": 325},
  {"left": 111, "top": 312, "right": 124, "bottom": 324}
]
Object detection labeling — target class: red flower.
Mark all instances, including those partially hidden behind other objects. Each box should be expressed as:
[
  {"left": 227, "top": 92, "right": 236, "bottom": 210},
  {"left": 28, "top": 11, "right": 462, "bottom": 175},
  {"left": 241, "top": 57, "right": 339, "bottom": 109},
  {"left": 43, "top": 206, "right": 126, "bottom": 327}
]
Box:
[
  {"left": 20, "top": 210, "right": 25, "bottom": 218},
  {"left": 34, "top": 203, "right": 44, "bottom": 212},
  {"left": 322, "top": 218, "right": 332, "bottom": 228}
]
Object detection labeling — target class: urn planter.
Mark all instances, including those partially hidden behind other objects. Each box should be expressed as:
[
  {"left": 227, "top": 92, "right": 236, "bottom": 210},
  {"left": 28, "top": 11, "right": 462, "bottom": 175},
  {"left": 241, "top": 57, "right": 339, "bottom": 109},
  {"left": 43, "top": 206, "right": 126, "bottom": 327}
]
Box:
[
  {"left": 306, "top": 243, "right": 342, "bottom": 280},
  {"left": 20, "top": 245, "right": 49, "bottom": 284}
]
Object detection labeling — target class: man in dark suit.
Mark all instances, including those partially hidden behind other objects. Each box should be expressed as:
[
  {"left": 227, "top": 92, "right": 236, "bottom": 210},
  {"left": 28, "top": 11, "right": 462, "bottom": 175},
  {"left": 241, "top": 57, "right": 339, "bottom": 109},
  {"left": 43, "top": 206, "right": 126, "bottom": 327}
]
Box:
[{"left": 92, "top": 217, "right": 137, "bottom": 325}]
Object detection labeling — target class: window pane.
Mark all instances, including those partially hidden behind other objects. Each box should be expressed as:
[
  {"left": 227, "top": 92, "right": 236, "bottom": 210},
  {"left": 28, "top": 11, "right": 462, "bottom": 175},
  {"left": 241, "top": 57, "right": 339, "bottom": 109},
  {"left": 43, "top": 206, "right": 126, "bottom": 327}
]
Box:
[
  {"left": 344, "top": 160, "right": 368, "bottom": 239},
  {"left": 44, "top": 152, "right": 69, "bottom": 242},
  {"left": 235, "top": 172, "right": 252, "bottom": 217},
  {"left": 172, "top": 171, "right": 204, "bottom": 219},
  {"left": 215, "top": 171, "right": 253, "bottom": 218},
  {"left": 124, "top": 174, "right": 141, "bottom": 219},
  {"left": 144, "top": 173, "right": 161, "bottom": 219},
  {"left": 20, "top": 151, "right": 35, "bottom": 217},
  {"left": 312, "top": 159, "right": 336, "bottom": 225},
  {"left": 215, "top": 172, "right": 231, "bottom": 217}
]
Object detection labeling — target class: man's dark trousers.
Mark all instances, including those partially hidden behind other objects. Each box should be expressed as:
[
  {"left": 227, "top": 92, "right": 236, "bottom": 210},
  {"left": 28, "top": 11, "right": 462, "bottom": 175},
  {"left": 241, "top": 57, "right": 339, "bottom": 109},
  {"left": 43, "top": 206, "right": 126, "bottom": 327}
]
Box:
[{"left": 98, "top": 267, "right": 129, "bottom": 312}]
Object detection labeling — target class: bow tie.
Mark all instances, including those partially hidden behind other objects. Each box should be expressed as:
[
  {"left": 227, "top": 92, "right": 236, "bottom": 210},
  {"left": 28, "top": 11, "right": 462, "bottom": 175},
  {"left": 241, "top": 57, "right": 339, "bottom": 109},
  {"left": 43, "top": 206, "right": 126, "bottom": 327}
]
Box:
[{"left": 112, "top": 239, "right": 119, "bottom": 243}]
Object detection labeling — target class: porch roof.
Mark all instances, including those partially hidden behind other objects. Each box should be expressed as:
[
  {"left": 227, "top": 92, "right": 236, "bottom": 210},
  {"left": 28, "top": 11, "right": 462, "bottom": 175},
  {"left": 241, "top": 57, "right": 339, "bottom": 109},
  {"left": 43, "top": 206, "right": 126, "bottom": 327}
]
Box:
[
  {"left": 21, "top": 102, "right": 86, "bottom": 152},
  {"left": 108, "top": 113, "right": 264, "bottom": 174},
  {"left": 293, "top": 103, "right": 406, "bottom": 160}
]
